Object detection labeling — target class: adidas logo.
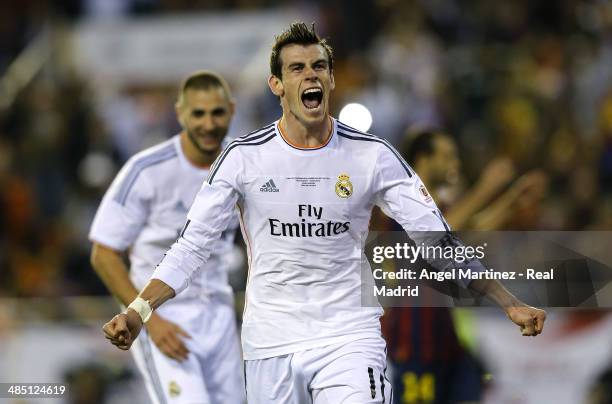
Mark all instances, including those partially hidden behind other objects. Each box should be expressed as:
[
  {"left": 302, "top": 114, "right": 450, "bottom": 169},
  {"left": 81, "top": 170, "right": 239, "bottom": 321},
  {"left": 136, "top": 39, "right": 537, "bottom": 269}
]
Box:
[{"left": 260, "top": 179, "right": 279, "bottom": 192}]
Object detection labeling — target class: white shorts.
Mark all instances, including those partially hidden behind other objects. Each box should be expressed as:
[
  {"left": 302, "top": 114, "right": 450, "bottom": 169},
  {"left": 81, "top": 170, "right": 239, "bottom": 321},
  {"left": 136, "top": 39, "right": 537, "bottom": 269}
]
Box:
[
  {"left": 132, "top": 298, "right": 245, "bottom": 404},
  {"left": 244, "top": 336, "right": 392, "bottom": 404}
]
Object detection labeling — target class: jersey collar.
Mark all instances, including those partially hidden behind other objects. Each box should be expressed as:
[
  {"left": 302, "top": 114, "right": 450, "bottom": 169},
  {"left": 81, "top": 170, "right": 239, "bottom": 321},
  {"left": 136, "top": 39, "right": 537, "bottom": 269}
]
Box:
[{"left": 276, "top": 116, "right": 336, "bottom": 151}]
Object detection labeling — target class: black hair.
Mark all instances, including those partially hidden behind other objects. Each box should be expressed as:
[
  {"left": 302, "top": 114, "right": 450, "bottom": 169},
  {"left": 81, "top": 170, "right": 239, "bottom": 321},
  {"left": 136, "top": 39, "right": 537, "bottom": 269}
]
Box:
[{"left": 401, "top": 129, "right": 444, "bottom": 165}]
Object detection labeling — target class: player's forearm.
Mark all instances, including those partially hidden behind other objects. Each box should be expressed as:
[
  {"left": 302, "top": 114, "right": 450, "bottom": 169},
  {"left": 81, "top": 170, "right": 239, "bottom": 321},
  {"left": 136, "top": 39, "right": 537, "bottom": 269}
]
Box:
[
  {"left": 90, "top": 243, "right": 140, "bottom": 306},
  {"left": 470, "top": 186, "right": 521, "bottom": 230},
  {"left": 137, "top": 278, "right": 175, "bottom": 310},
  {"left": 468, "top": 278, "right": 522, "bottom": 309},
  {"left": 444, "top": 185, "right": 494, "bottom": 229}
]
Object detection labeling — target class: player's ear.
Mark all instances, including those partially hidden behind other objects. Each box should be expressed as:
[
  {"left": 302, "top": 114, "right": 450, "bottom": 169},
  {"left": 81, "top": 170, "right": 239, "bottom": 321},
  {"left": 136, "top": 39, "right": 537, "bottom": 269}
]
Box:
[
  {"left": 268, "top": 75, "right": 284, "bottom": 97},
  {"left": 329, "top": 70, "right": 335, "bottom": 91},
  {"left": 175, "top": 101, "right": 185, "bottom": 127},
  {"left": 228, "top": 98, "right": 236, "bottom": 117}
]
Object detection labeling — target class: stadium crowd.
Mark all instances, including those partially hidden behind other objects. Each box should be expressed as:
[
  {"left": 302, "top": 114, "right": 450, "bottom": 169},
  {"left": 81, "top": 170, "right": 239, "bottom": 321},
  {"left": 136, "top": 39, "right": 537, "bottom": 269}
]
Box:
[{"left": 2, "top": 0, "right": 611, "bottom": 297}]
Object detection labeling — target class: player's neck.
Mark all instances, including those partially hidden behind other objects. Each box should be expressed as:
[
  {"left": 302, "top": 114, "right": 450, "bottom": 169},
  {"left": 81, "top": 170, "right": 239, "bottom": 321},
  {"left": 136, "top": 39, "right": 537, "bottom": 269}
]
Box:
[
  {"left": 279, "top": 113, "right": 332, "bottom": 148},
  {"left": 179, "top": 132, "right": 220, "bottom": 169}
]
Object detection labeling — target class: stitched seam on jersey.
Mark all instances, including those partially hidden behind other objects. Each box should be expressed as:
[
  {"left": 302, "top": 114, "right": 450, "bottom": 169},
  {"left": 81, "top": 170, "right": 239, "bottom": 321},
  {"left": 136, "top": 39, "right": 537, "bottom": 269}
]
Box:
[
  {"left": 238, "top": 122, "right": 275, "bottom": 139},
  {"left": 336, "top": 130, "right": 413, "bottom": 177},
  {"left": 337, "top": 122, "right": 414, "bottom": 176},
  {"left": 237, "top": 204, "right": 253, "bottom": 322},
  {"left": 208, "top": 127, "right": 276, "bottom": 177},
  {"left": 139, "top": 335, "right": 168, "bottom": 404},
  {"left": 207, "top": 132, "right": 277, "bottom": 184},
  {"left": 114, "top": 145, "right": 178, "bottom": 206}
]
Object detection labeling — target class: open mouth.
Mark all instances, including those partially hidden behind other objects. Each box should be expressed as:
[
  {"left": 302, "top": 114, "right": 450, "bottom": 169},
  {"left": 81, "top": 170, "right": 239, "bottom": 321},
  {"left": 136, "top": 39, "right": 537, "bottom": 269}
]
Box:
[{"left": 301, "top": 87, "right": 323, "bottom": 110}]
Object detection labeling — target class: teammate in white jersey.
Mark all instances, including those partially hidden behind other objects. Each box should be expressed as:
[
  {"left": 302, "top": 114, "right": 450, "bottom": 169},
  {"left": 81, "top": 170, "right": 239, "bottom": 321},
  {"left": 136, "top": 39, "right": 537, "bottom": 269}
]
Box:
[
  {"left": 103, "top": 23, "right": 546, "bottom": 403},
  {"left": 91, "top": 71, "right": 245, "bottom": 404}
]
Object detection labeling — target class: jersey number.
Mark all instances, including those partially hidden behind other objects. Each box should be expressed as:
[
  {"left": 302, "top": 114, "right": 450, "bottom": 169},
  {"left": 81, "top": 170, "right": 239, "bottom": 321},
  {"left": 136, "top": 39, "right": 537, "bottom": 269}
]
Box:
[{"left": 401, "top": 372, "right": 435, "bottom": 403}]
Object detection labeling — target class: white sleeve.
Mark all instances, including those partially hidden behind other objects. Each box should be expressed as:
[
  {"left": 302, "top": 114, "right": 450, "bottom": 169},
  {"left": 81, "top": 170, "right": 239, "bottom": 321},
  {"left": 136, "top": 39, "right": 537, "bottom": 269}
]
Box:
[
  {"left": 219, "top": 210, "right": 240, "bottom": 247},
  {"left": 89, "top": 158, "right": 153, "bottom": 251},
  {"left": 151, "top": 147, "right": 243, "bottom": 294},
  {"left": 373, "top": 144, "right": 449, "bottom": 234}
]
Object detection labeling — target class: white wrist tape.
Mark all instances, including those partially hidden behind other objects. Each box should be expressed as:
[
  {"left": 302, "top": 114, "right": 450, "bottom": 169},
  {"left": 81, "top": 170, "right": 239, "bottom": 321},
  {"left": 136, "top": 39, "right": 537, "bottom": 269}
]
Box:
[{"left": 127, "top": 297, "right": 153, "bottom": 323}]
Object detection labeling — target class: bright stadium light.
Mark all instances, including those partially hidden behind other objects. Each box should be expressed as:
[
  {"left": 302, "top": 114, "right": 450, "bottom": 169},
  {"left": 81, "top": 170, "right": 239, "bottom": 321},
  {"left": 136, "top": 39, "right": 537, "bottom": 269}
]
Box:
[{"left": 339, "top": 103, "right": 372, "bottom": 132}]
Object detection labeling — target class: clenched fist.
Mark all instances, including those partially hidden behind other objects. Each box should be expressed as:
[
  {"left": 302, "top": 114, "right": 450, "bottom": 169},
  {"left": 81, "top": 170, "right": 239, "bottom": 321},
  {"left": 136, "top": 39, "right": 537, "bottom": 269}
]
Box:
[
  {"left": 103, "top": 308, "right": 144, "bottom": 350},
  {"left": 505, "top": 304, "right": 546, "bottom": 336}
]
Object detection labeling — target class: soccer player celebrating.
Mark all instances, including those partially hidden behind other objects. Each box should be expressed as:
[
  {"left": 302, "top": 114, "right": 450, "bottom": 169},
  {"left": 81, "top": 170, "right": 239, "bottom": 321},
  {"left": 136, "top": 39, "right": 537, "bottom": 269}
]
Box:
[
  {"left": 103, "top": 23, "right": 545, "bottom": 403},
  {"left": 91, "top": 71, "right": 245, "bottom": 403}
]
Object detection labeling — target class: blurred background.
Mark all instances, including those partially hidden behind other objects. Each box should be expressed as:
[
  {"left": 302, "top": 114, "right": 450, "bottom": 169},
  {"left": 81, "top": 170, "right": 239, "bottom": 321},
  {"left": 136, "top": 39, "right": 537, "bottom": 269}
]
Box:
[{"left": 0, "top": 0, "right": 611, "bottom": 403}]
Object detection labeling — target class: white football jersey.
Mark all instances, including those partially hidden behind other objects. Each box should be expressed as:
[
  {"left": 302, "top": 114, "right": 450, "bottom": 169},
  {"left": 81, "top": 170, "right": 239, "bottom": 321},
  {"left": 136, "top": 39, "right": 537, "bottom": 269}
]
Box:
[
  {"left": 152, "top": 118, "right": 449, "bottom": 359},
  {"left": 89, "top": 135, "right": 236, "bottom": 303}
]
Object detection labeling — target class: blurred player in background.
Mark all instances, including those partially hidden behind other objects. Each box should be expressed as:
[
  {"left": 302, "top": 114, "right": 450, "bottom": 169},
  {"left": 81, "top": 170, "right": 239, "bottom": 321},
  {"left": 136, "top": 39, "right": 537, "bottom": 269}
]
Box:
[
  {"left": 400, "top": 130, "right": 547, "bottom": 231},
  {"left": 381, "top": 129, "right": 547, "bottom": 403},
  {"left": 90, "top": 71, "right": 245, "bottom": 404},
  {"left": 102, "top": 22, "right": 545, "bottom": 404}
]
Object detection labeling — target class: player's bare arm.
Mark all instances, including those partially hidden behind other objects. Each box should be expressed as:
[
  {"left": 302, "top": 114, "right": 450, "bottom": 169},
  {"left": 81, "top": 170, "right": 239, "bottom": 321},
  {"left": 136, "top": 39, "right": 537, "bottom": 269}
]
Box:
[
  {"left": 94, "top": 245, "right": 189, "bottom": 359},
  {"left": 444, "top": 157, "right": 516, "bottom": 229},
  {"left": 469, "top": 278, "right": 546, "bottom": 336},
  {"left": 471, "top": 170, "right": 548, "bottom": 230},
  {"left": 91, "top": 243, "right": 141, "bottom": 306}
]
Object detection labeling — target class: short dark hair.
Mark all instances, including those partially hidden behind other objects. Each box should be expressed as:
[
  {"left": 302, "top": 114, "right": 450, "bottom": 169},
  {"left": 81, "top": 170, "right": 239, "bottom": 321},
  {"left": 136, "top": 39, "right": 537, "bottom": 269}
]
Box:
[
  {"left": 401, "top": 129, "right": 444, "bottom": 165},
  {"left": 270, "top": 21, "right": 334, "bottom": 79},
  {"left": 177, "top": 70, "right": 232, "bottom": 105}
]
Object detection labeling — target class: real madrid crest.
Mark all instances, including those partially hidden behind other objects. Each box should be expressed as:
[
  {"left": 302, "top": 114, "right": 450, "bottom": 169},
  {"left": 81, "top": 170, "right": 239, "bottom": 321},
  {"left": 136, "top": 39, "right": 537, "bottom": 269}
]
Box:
[
  {"left": 168, "top": 381, "right": 181, "bottom": 397},
  {"left": 418, "top": 184, "right": 432, "bottom": 203},
  {"left": 335, "top": 173, "right": 353, "bottom": 198}
]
